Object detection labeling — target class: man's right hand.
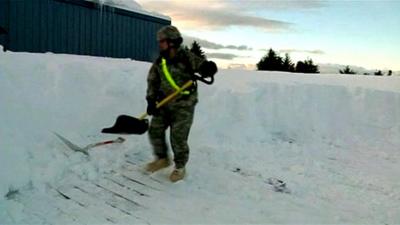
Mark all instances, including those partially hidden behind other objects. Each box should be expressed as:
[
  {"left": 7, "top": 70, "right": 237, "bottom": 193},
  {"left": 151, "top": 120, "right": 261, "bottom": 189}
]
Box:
[{"left": 147, "top": 100, "right": 159, "bottom": 116}]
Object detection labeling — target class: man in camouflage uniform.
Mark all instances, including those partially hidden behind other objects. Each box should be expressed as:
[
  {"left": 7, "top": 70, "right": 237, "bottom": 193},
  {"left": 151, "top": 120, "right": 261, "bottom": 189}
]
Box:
[{"left": 145, "top": 25, "right": 217, "bottom": 182}]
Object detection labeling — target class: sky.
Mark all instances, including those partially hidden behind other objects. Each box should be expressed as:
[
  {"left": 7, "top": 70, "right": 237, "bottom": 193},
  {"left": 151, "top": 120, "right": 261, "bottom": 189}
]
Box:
[{"left": 135, "top": 0, "right": 400, "bottom": 71}]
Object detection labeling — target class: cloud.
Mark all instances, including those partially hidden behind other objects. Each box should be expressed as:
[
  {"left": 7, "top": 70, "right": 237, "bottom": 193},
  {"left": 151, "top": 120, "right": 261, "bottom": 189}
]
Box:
[
  {"left": 206, "top": 53, "right": 240, "bottom": 60},
  {"left": 226, "top": 45, "right": 252, "bottom": 51},
  {"left": 277, "top": 49, "right": 325, "bottom": 55},
  {"left": 227, "top": 63, "right": 256, "bottom": 70},
  {"left": 223, "top": 0, "right": 325, "bottom": 11},
  {"left": 183, "top": 35, "right": 252, "bottom": 51},
  {"left": 138, "top": 0, "right": 294, "bottom": 31}
]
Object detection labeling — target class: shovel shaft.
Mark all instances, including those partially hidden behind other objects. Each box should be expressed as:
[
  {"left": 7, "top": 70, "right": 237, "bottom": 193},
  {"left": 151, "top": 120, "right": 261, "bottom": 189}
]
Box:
[
  {"left": 85, "top": 137, "right": 125, "bottom": 149},
  {"left": 138, "top": 80, "right": 194, "bottom": 120}
]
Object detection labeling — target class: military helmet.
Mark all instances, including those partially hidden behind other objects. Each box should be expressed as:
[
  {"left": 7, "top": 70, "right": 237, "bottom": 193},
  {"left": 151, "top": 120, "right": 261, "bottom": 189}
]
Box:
[{"left": 157, "top": 25, "right": 183, "bottom": 47}]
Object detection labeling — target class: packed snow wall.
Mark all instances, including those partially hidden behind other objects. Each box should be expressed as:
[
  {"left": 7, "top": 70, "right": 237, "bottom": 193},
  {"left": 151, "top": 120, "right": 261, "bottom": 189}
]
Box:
[
  {"left": 1, "top": 51, "right": 399, "bottom": 200},
  {"left": 201, "top": 70, "right": 400, "bottom": 150}
]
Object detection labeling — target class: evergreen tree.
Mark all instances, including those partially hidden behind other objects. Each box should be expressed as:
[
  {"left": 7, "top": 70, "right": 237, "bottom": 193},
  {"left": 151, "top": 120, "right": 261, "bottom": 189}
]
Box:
[
  {"left": 257, "top": 49, "right": 320, "bottom": 74},
  {"left": 183, "top": 45, "right": 190, "bottom": 52},
  {"left": 282, "top": 53, "right": 295, "bottom": 72},
  {"left": 295, "top": 59, "right": 319, "bottom": 73},
  {"left": 190, "top": 41, "right": 206, "bottom": 59},
  {"left": 295, "top": 61, "right": 305, "bottom": 73},
  {"left": 339, "top": 66, "right": 356, "bottom": 74},
  {"left": 257, "top": 48, "right": 283, "bottom": 71}
]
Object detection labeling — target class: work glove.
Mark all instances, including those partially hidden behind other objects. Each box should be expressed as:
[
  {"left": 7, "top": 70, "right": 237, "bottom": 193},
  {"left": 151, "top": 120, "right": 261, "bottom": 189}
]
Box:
[
  {"left": 199, "top": 61, "right": 218, "bottom": 78},
  {"left": 146, "top": 99, "right": 159, "bottom": 116}
]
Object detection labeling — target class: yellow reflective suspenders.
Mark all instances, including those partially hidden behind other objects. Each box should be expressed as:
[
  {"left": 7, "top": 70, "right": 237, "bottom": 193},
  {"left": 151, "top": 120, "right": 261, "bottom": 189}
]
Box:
[{"left": 161, "top": 58, "right": 190, "bottom": 95}]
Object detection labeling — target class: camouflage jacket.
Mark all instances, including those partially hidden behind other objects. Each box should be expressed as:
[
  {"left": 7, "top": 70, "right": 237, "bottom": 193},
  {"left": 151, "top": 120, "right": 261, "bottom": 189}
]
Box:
[{"left": 146, "top": 47, "right": 205, "bottom": 107}]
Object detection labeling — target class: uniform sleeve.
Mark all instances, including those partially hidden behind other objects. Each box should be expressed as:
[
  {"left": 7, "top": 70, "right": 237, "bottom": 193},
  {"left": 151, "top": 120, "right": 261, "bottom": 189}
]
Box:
[{"left": 146, "top": 63, "right": 161, "bottom": 101}]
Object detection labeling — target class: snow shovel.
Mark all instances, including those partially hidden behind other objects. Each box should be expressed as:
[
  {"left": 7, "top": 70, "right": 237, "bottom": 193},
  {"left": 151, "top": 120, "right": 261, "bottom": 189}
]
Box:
[
  {"left": 101, "top": 80, "right": 194, "bottom": 135},
  {"left": 54, "top": 132, "right": 125, "bottom": 156}
]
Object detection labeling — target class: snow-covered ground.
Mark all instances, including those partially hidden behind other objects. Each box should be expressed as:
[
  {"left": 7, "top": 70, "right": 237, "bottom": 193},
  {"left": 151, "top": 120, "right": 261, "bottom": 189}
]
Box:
[{"left": 1, "top": 49, "right": 400, "bottom": 224}]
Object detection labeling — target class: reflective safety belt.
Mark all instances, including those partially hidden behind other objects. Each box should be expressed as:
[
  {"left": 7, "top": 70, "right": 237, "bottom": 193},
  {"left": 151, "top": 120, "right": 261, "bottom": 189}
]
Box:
[{"left": 161, "top": 58, "right": 190, "bottom": 95}]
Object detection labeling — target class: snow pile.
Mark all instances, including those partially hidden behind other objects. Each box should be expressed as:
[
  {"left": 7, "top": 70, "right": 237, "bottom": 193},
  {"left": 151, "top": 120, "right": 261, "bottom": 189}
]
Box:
[
  {"left": 85, "top": 0, "right": 170, "bottom": 20},
  {"left": 0, "top": 51, "right": 150, "bottom": 198},
  {"left": 1, "top": 50, "right": 400, "bottom": 224}
]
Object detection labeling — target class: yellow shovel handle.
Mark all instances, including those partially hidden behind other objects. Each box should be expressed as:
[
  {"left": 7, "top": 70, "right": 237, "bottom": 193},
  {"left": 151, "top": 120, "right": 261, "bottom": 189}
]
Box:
[{"left": 138, "top": 80, "right": 194, "bottom": 120}]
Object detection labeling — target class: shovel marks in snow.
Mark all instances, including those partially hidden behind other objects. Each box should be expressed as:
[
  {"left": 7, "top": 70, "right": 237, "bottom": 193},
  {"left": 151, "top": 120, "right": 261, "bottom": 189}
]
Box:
[
  {"left": 104, "top": 176, "right": 150, "bottom": 197},
  {"left": 123, "top": 160, "right": 165, "bottom": 185},
  {"left": 18, "top": 158, "right": 170, "bottom": 223},
  {"left": 51, "top": 186, "right": 119, "bottom": 224},
  {"left": 53, "top": 173, "right": 148, "bottom": 223}
]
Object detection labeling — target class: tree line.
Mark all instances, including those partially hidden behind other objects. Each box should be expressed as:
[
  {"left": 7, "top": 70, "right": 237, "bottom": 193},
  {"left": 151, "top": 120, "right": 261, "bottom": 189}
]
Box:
[
  {"left": 256, "top": 49, "right": 393, "bottom": 75},
  {"left": 339, "top": 65, "right": 392, "bottom": 76},
  {"left": 186, "top": 43, "right": 394, "bottom": 76},
  {"left": 257, "top": 49, "right": 319, "bottom": 73}
]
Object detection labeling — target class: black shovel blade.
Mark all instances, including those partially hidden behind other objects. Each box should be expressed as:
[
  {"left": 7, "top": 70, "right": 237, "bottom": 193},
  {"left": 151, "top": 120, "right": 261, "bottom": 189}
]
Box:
[{"left": 102, "top": 115, "right": 149, "bottom": 135}]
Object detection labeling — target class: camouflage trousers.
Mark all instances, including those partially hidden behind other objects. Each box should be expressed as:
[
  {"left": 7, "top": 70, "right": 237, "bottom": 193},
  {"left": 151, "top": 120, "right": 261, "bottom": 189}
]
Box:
[{"left": 148, "top": 102, "right": 196, "bottom": 169}]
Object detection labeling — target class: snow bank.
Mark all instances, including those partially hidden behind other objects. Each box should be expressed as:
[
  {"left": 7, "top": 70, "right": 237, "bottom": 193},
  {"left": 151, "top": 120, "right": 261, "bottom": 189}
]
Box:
[
  {"left": 205, "top": 70, "right": 400, "bottom": 147},
  {"left": 0, "top": 51, "right": 150, "bottom": 198},
  {"left": 1, "top": 50, "right": 399, "bottom": 223},
  {"left": 85, "top": 0, "right": 170, "bottom": 20}
]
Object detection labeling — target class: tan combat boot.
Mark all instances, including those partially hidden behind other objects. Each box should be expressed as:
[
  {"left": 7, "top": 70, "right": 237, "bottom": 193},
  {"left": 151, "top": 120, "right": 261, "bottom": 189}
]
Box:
[
  {"left": 169, "top": 168, "right": 186, "bottom": 182},
  {"left": 145, "top": 158, "right": 171, "bottom": 173}
]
